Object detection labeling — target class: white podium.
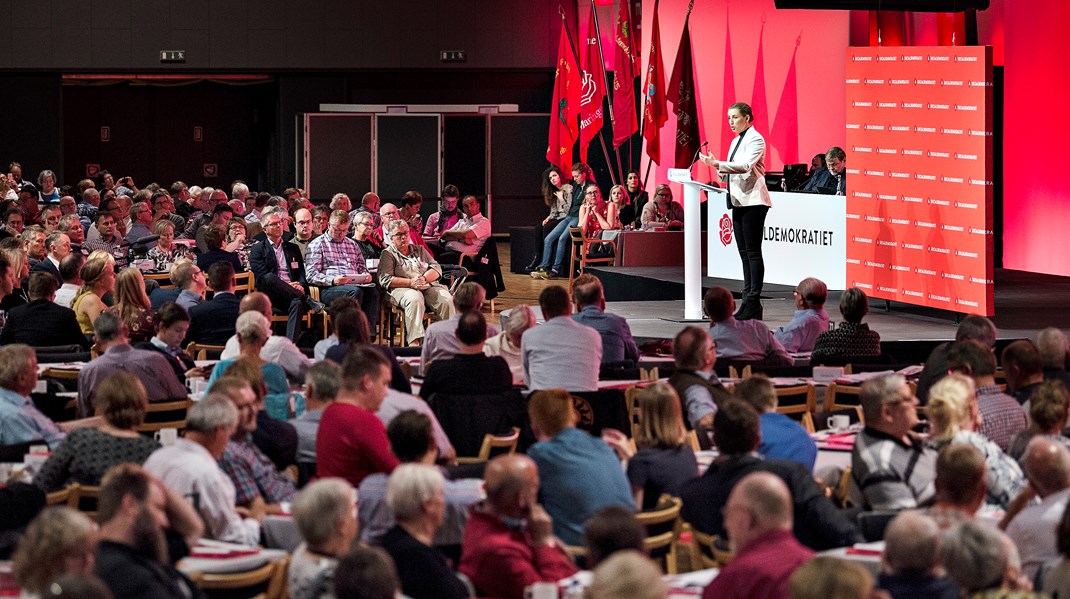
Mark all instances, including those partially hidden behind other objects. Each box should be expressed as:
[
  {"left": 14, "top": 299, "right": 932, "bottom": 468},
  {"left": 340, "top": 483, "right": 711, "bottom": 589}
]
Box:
[{"left": 667, "top": 168, "right": 725, "bottom": 321}]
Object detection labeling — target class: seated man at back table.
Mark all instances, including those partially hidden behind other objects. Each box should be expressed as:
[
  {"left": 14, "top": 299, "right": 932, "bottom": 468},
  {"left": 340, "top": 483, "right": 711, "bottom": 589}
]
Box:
[
  {"left": 419, "top": 311, "right": 512, "bottom": 400},
  {"left": 304, "top": 209, "right": 380, "bottom": 334},
  {"left": 799, "top": 146, "right": 847, "bottom": 195},
  {"left": 773, "top": 277, "right": 829, "bottom": 353},
  {"left": 571, "top": 274, "right": 639, "bottom": 365},
  {"left": 522, "top": 285, "right": 602, "bottom": 392},
  {"left": 420, "top": 281, "right": 498, "bottom": 371},
  {"left": 703, "top": 286, "right": 792, "bottom": 367}
]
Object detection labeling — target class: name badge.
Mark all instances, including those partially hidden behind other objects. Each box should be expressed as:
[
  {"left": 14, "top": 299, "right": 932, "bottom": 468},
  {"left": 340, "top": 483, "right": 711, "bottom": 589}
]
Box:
[{"left": 290, "top": 261, "right": 299, "bottom": 269}]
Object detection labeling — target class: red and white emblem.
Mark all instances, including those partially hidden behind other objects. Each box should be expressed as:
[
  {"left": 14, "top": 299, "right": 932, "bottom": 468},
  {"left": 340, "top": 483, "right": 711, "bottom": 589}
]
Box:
[{"left": 719, "top": 214, "right": 733, "bottom": 246}]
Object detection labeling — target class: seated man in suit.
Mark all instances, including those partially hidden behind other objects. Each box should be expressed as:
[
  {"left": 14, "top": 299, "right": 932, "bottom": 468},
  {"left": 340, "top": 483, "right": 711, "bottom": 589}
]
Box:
[
  {"left": 186, "top": 261, "right": 241, "bottom": 345},
  {"left": 799, "top": 147, "right": 847, "bottom": 195},
  {"left": 77, "top": 312, "right": 189, "bottom": 418},
  {"left": 704, "top": 286, "right": 792, "bottom": 368},
  {"left": 419, "top": 311, "right": 512, "bottom": 401},
  {"left": 0, "top": 272, "right": 90, "bottom": 350},
  {"left": 29, "top": 231, "right": 70, "bottom": 282},
  {"left": 571, "top": 274, "right": 639, "bottom": 365},
  {"left": 249, "top": 209, "right": 323, "bottom": 342}
]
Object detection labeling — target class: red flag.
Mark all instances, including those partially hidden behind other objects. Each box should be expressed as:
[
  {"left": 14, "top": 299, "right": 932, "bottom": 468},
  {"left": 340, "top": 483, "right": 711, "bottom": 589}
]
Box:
[
  {"left": 547, "top": 22, "right": 582, "bottom": 173},
  {"left": 749, "top": 23, "right": 770, "bottom": 143},
  {"left": 642, "top": 0, "right": 667, "bottom": 165},
  {"left": 578, "top": 9, "right": 606, "bottom": 163},
  {"left": 769, "top": 37, "right": 800, "bottom": 166},
  {"left": 668, "top": 17, "right": 700, "bottom": 169},
  {"left": 611, "top": 0, "right": 639, "bottom": 148},
  {"left": 720, "top": 7, "right": 737, "bottom": 153}
]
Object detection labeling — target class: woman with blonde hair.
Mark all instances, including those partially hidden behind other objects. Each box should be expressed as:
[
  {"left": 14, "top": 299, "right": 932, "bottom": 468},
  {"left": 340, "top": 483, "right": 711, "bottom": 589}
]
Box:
[
  {"left": 145, "top": 219, "right": 194, "bottom": 270},
  {"left": 927, "top": 373, "right": 1026, "bottom": 509},
  {"left": 108, "top": 268, "right": 157, "bottom": 343},
  {"left": 72, "top": 253, "right": 116, "bottom": 335},
  {"left": 604, "top": 382, "right": 698, "bottom": 510},
  {"left": 0, "top": 246, "right": 29, "bottom": 311},
  {"left": 606, "top": 184, "right": 627, "bottom": 230},
  {"left": 11, "top": 506, "right": 97, "bottom": 597},
  {"left": 588, "top": 550, "right": 668, "bottom": 599},
  {"left": 789, "top": 555, "right": 875, "bottom": 599}
]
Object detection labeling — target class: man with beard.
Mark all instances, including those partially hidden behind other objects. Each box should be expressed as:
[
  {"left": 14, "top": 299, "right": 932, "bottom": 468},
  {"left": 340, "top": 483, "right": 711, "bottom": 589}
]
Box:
[{"left": 94, "top": 462, "right": 206, "bottom": 599}]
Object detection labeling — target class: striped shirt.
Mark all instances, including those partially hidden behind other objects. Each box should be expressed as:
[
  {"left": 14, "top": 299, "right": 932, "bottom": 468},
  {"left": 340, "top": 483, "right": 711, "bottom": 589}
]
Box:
[{"left": 852, "top": 427, "right": 937, "bottom": 510}]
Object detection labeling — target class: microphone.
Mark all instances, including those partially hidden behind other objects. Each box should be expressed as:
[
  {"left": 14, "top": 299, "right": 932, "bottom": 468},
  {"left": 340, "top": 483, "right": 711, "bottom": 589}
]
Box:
[{"left": 689, "top": 141, "right": 710, "bottom": 169}]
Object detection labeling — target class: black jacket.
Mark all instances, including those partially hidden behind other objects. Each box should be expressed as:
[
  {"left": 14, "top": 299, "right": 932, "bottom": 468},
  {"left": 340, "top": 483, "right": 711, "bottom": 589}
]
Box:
[
  {"left": 186, "top": 292, "right": 240, "bottom": 345},
  {"left": 249, "top": 237, "right": 308, "bottom": 291},
  {"left": 0, "top": 299, "right": 90, "bottom": 349}
]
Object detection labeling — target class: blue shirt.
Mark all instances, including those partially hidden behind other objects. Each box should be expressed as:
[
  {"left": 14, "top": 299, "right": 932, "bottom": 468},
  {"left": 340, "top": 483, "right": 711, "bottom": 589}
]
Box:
[
  {"left": 774, "top": 309, "right": 830, "bottom": 353},
  {"left": 176, "top": 289, "right": 203, "bottom": 311},
  {"left": 527, "top": 427, "right": 635, "bottom": 545},
  {"left": 0, "top": 387, "right": 65, "bottom": 449},
  {"left": 758, "top": 412, "right": 817, "bottom": 471},
  {"left": 709, "top": 317, "right": 792, "bottom": 365},
  {"left": 207, "top": 359, "right": 301, "bottom": 420},
  {"left": 572, "top": 305, "right": 640, "bottom": 364}
]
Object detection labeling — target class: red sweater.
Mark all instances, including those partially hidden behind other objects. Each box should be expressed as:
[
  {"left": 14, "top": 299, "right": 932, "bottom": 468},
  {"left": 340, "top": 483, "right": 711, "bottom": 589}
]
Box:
[
  {"left": 315, "top": 402, "right": 398, "bottom": 487},
  {"left": 702, "top": 528, "right": 814, "bottom": 599},
  {"left": 459, "top": 509, "right": 579, "bottom": 599}
]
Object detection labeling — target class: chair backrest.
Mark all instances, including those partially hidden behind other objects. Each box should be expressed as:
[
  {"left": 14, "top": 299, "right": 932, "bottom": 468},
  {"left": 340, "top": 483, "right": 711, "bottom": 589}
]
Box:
[
  {"left": 774, "top": 384, "right": 818, "bottom": 417},
  {"left": 197, "top": 559, "right": 278, "bottom": 592},
  {"left": 457, "top": 427, "right": 521, "bottom": 465},
  {"left": 635, "top": 495, "right": 683, "bottom": 574},
  {"left": 68, "top": 484, "right": 101, "bottom": 517},
  {"left": 823, "top": 382, "right": 865, "bottom": 412},
  {"left": 689, "top": 528, "right": 734, "bottom": 568},
  {"left": 47, "top": 484, "right": 75, "bottom": 506},
  {"left": 428, "top": 390, "right": 531, "bottom": 458},
  {"left": 186, "top": 342, "right": 226, "bottom": 361},
  {"left": 137, "top": 398, "right": 194, "bottom": 433}
]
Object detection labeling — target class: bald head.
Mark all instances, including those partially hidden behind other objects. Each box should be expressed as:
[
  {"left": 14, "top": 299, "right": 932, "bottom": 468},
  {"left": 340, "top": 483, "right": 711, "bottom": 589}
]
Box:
[
  {"left": 1024, "top": 437, "right": 1070, "bottom": 497},
  {"left": 484, "top": 454, "right": 538, "bottom": 516},
  {"left": 883, "top": 511, "right": 942, "bottom": 575},
  {"left": 724, "top": 471, "right": 793, "bottom": 551},
  {"left": 794, "top": 277, "right": 827, "bottom": 309},
  {"left": 239, "top": 291, "right": 272, "bottom": 318}
]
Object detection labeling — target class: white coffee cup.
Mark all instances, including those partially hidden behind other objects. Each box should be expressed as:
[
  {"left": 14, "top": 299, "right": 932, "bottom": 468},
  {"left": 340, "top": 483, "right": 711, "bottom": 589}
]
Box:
[
  {"left": 827, "top": 415, "right": 851, "bottom": 432},
  {"left": 524, "top": 582, "right": 558, "bottom": 599},
  {"left": 154, "top": 427, "right": 179, "bottom": 446}
]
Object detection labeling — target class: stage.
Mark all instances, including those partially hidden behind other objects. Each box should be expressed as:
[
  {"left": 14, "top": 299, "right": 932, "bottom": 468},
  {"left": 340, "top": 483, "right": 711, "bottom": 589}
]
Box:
[{"left": 590, "top": 266, "right": 1070, "bottom": 352}]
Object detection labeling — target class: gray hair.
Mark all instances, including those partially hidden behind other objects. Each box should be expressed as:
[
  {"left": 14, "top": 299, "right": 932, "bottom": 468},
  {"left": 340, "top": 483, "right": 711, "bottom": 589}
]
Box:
[
  {"left": 859, "top": 373, "right": 907, "bottom": 423},
  {"left": 235, "top": 310, "right": 270, "bottom": 343},
  {"left": 504, "top": 305, "right": 536, "bottom": 340},
  {"left": 185, "top": 393, "right": 239, "bottom": 433},
  {"left": 329, "top": 209, "right": 351, "bottom": 226},
  {"left": 57, "top": 214, "right": 83, "bottom": 233},
  {"left": 385, "top": 218, "right": 408, "bottom": 237},
  {"left": 231, "top": 182, "right": 248, "bottom": 198},
  {"left": 330, "top": 193, "right": 351, "bottom": 210},
  {"left": 883, "top": 511, "right": 941, "bottom": 575},
  {"left": 37, "top": 169, "right": 56, "bottom": 187},
  {"left": 292, "top": 478, "right": 355, "bottom": 546},
  {"left": 940, "top": 522, "right": 1011, "bottom": 593},
  {"left": 306, "top": 361, "right": 341, "bottom": 404},
  {"left": 588, "top": 551, "right": 668, "bottom": 599},
  {"left": 0, "top": 344, "right": 35, "bottom": 389},
  {"left": 955, "top": 315, "right": 998, "bottom": 347},
  {"left": 385, "top": 464, "right": 444, "bottom": 522},
  {"left": 93, "top": 311, "right": 125, "bottom": 343},
  {"left": 824, "top": 146, "right": 846, "bottom": 162},
  {"left": 1036, "top": 327, "right": 1069, "bottom": 369}
]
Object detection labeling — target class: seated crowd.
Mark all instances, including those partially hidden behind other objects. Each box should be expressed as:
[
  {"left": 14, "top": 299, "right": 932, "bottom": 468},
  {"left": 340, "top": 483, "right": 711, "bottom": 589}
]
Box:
[{"left": 3, "top": 170, "right": 1070, "bottom": 599}]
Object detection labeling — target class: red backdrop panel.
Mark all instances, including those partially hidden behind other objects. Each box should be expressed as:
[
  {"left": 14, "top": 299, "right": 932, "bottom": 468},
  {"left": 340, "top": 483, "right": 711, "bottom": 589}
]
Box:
[{"left": 845, "top": 46, "right": 994, "bottom": 314}]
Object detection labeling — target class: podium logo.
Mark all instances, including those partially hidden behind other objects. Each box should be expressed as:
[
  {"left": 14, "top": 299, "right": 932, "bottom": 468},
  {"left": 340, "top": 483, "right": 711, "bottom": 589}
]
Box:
[{"left": 719, "top": 214, "right": 733, "bottom": 247}]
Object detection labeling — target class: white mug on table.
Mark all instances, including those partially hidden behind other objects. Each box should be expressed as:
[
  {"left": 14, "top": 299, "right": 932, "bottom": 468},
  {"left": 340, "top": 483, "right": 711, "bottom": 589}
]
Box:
[{"left": 827, "top": 415, "right": 851, "bottom": 432}]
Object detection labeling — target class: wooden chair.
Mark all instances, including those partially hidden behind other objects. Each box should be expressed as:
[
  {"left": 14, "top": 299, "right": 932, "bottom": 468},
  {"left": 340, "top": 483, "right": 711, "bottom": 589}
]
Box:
[
  {"left": 47, "top": 484, "right": 75, "bottom": 506},
  {"left": 727, "top": 365, "right": 752, "bottom": 379},
  {"left": 186, "top": 342, "right": 226, "bottom": 360},
  {"left": 386, "top": 295, "right": 434, "bottom": 348},
  {"left": 639, "top": 366, "right": 660, "bottom": 381},
  {"left": 823, "top": 382, "right": 864, "bottom": 412},
  {"left": 265, "top": 554, "right": 290, "bottom": 599},
  {"left": 835, "top": 465, "right": 856, "bottom": 509},
  {"left": 689, "top": 528, "right": 734, "bottom": 568},
  {"left": 456, "top": 427, "right": 520, "bottom": 465},
  {"left": 137, "top": 398, "right": 194, "bottom": 433},
  {"left": 196, "top": 559, "right": 278, "bottom": 595},
  {"left": 626, "top": 385, "right": 642, "bottom": 440},
  {"left": 567, "top": 226, "right": 617, "bottom": 289},
  {"left": 635, "top": 495, "right": 683, "bottom": 574},
  {"left": 144, "top": 271, "right": 175, "bottom": 289},
  {"left": 68, "top": 484, "right": 101, "bottom": 517},
  {"left": 686, "top": 430, "right": 701, "bottom": 453},
  {"left": 774, "top": 384, "right": 819, "bottom": 422},
  {"left": 233, "top": 271, "right": 255, "bottom": 296}
]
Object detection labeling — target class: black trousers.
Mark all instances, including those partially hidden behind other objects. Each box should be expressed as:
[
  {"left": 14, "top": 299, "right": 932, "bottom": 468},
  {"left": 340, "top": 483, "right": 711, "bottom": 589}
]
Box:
[
  {"left": 732, "top": 204, "right": 770, "bottom": 305},
  {"left": 257, "top": 273, "right": 308, "bottom": 341}
]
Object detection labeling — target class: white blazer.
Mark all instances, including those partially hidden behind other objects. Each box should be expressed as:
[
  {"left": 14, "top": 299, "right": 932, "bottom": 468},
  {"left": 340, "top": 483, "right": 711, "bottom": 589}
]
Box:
[{"left": 719, "top": 127, "right": 773, "bottom": 208}]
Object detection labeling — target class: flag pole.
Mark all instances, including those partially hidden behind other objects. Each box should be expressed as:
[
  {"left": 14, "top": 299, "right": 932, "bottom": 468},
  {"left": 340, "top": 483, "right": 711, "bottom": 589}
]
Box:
[
  {"left": 561, "top": 6, "right": 617, "bottom": 186},
  {"left": 589, "top": 0, "right": 622, "bottom": 186}
]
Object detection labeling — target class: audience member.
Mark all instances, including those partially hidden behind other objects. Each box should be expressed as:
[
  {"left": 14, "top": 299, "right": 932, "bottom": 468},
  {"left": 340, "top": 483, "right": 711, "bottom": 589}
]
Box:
[
  {"left": 588, "top": 550, "right": 668, "bottom": 599},
  {"left": 735, "top": 375, "right": 817, "bottom": 470},
  {"left": 135, "top": 301, "right": 204, "bottom": 384},
  {"left": 774, "top": 277, "right": 830, "bottom": 353},
  {"left": 915, "top": 314, "right": 998, "bottom": 404},
  {"left": 459, "top": 454, "right": 579, "bottom": 599},
  {"left": 145, "top": 220, "right": 195, "bottom": 272},
  {"left": 380, "top": 464, "right": 470, "bottom": 599},
  {"left": 941, "top": 522, "right": 1036, "bottom": 597},
  {"left": 144, "top": 393, "right": 261, "bottom": 545},
  {"left": 11, "top": 507, "right": 96, "bottom": 598},
  {"left": 333, "top": 546, "right": 401, "bottom": 599},
  {"left": 571, "top": 273, "right": 640, "bottom": 364},
  {"left": 809, "top": 287, "right": 882, "bottom": 366},
  {"left": 93, "top": 463, "right": 205, "bottom": 599},
  {"left": 305, "top": 209, "right": 381, "bottom": 332},
  {"left": 249, "top": 209, "right": 322, "bottom": 342},
  {"left": 928, "top": 443, "right": 987, "bottom": 528},
  {"left": 419, "top": 310, "right": 512, "bottom": 400},
  {"left": 420, "top": 281, "right": 497, "bottom": 369},
  {"left": 107, "top": 268, "right": 157, "bottom": 343},
  {"left": 72, "top": 253, "right": 115, "bottom": 336},
  {"left": 926, "top": 373, "right": 1026, "bottom": 509},
  {"left": 210, "top": 365, "right": 298, "bottom": 473},
  {"left": 852, "top": 373, "right": 937, "bottom": 510},
  {"left": 582, "top": 506, "right": 646, "bottom": 569},
  {"left": 29, "top": 230, "right": 68, "bottom": 281},
  {"left": 526, "top": 389, "right": 635, "bottom": 545},
  {"left": 0, "top": 344, "right": 66, "bottom": 448},
  {"left": 77, "top": 312, "right": 188, "bottom": 418},
  {"left": 789, "top": 556, "right": 873, "bottom": 599},
  {"left": 667, "top": 326, "right": 731, "bottom": 430},
  {"left": 877, "top": 511, "right": 959, "bottom": 599},
  {"left": 290, "top": 207, "right": 315, "bottom": 259},
  {"left": 196, "top": 221, "right": 241, "bottom": 270},
  {"left": 35, "top": 372, "right": 159, "bottom": 492},
  {"left": 350, "top": 209, "right": 383, "bottom": 261},
  {"left": 1041, "top": 501, "right": 1070, "bottom": 597},
  {"left": 288, "top": 478, "right": 358, "bottom": 599},
  {"left": 435, "top": 194, "right": 491, "bottom": 262},
  {"left": 316, "top": 346, "right": 399, "bottom": 487},
  {"left": 152, "top": 260, "right": 204, "bottom": 312},
  {"left": 1037, "top": 327, "right": 1070, "bottom": 388},
  {"left": 700, "top": 472, "right": 815, "bottom": 599},
  {"left": 948, "top": 339, "right": 1027, "bottom": 451},
  {"left": 378, "top": 218, "right": 452, "bottom": 346},
  {"left": 220, "top": 292, "right": 313, "bottom": 382},
  {"left": 1004, "top": 437, "right": 1070, "bottom": 581},
  {"left": 375, "top": 388, "right": 457, "bottom": 465},
  {"left": 323, "top": 305, "right": 411, "bottom": 394},
  {"left": 424, "top": 185, "right": 462, "bottom": 237},
  {"left": 53, "top": 252, "right": 85, "bottom": 309},
  {"left": 289, "top": 361, "right": 340, "bottom": 472},
  {"left": 679, "top": 399, "right": 857, "bottom": 550},
  {"left": 1003, "top": 339, "right": 1046, "bottom": 406},
  {"left": 0, "top": 271, "right": 89, "bottom": 349},
  {"left": 186, "top": 260, "right": 240, "bottom": 345},
  {"left": 522, "top": 285, "right": 602, "bottom": 391},
  {"left": 1008, "top": 380, "right": 1070, "bottom": 460},
  {"left": 703, "top": 286, "right": 792, "bottom": 367},
  {"left": 484, "top": 303, "right": 536, "bottom": 384}
]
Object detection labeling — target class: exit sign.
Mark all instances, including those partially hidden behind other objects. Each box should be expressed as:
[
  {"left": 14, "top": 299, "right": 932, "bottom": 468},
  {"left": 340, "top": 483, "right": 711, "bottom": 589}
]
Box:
[{"left": 160, "top": 50, "right": 186, "bottom": 63}]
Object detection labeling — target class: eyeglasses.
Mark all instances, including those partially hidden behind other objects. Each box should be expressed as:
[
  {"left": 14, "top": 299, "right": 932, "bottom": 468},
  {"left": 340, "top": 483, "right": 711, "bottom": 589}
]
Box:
[
  {"left": 263, "top": 221, "right": 282, "bottom": 228},
  {"left": 391, "top": 230, "right": 409, "bottom": 238},
  {"left": 656, "top": 192, "right": 671, "bottom": 198},
  {"left": 585, "top": 191, "right": 598, "bottom": 196}
]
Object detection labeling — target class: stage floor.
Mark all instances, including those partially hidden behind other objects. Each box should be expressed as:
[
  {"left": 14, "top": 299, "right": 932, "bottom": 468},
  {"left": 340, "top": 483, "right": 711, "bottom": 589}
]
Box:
[{"left": 590, "top": 266, "right": 1070, "bottom": 344}]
